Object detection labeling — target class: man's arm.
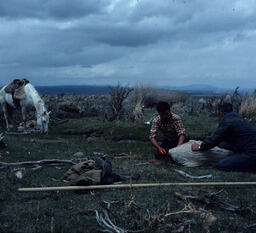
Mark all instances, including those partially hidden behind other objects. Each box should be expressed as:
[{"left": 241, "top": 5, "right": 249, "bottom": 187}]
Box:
[
  {"left": 172, "top": 114, "right": 186, "bottom": 147},
  {"left": 149, "top": 117, "right": 167, "bottom": 155},
  {"left": 192, "top": 118, "right": 230, "bottom": 151},
  {"left": 177, "top": 134, "right": 185, "bottom": 146},
  {"left": 150, "top": 137, "right": 166, "bottom": 155}
]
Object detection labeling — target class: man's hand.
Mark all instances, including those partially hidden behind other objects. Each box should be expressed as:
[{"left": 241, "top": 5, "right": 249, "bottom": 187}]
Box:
[
  {"left": 158, "top": 146, "right": 167, "bottom": 155},
  {"left": 191, "top": 143, "right": 200, "bottom": 151}
]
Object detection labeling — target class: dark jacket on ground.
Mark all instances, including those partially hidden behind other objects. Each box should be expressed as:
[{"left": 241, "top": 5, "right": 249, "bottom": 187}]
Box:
[{"left": 200, "top": 112, "right": 256, "bottom": 159}]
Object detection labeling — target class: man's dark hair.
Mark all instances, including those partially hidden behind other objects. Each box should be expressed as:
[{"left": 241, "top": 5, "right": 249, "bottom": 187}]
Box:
[
  {"left": 156, "top": 101, "right": 170, "bottom": 112},
  {"left": 219, "top": 103, "right": 233, "bottom": 114}
]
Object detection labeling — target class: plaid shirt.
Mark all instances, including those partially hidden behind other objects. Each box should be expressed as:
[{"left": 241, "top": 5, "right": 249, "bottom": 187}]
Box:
[{"left": 149, "top": 113, "right": 186, "bottom": 141}]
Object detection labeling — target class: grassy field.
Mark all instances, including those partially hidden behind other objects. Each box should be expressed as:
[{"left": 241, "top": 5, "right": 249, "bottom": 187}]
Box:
[{"left": 0, "top": 111, "right": 255, "bottom": 233}]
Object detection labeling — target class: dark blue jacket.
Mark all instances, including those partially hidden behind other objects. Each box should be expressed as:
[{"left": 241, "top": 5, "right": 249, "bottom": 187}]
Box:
[{"left": 201, "top": 112, "right": 256, "bottom": 158}]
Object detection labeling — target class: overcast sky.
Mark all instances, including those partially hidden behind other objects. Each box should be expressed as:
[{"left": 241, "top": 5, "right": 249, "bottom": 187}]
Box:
[{"left": 0, "top": 0, "right": 256, "bottom": 89}]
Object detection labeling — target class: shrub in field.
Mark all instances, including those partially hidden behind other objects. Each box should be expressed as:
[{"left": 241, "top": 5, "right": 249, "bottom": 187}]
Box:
[
  {"left": 126, "top": 85, "right": 151, "bottom": 120},
  {"left": 43, "top": 94, "right": 110, "bottom": 118},
  {"left": 1, "top": 93, "right": 111, "bottom": 121},
  {"left": 105, "top": 82, "right": 133, "bottom": 121},
  {"left": 239, "top": 92, "right": 256, "bottom": 122},
  {"left": 78, "top": 95, "right": 110, "bottom": 117},
  {"left": 130, "top": 85, "right": 190, "bottom": 108},
  {"left": 180, "top": 87, "right": 242, "bottom": 117},
  {"left": 231, "top": 86, "right": 242, "bottom": 112},
  {"left": 177, "top": 97, "right": 212, "bottom": 116}
]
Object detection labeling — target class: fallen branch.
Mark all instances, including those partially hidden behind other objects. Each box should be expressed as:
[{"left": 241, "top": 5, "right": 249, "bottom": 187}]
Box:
[
  {"left": 114, "top": 153, "right": 137, "bottom": 159},
  {"left": 134, "top": 162, "right": 150, "bottom": 166},
  {"left": 18, "top": 181, "right": 256, "bottom": 192},
  {"left": 5, "top": 131, "right": 32, "bottom": 135},
  {"left": 96, "top": 209, "right": 127, "bottom": 233},
  {"left": 95, "top": 209, "right": 143, "bottom": 233},
  {"left": 146, "top": 202, "right": 216, "bottom": 232},
  {"left": 104, "top": 153, "right": 137, "bottom": 160},
  {"left": 0, "top": 159, "right": 75, "bottom": 168},
  {"left": 175, "top": 169, "right": 213, "bottom": 179},
  {"left": 247, "top": 223, "right": 256, "bottom": 231},
  {"left": 174, "top": 191, "right": 256, "bottom": 215}
]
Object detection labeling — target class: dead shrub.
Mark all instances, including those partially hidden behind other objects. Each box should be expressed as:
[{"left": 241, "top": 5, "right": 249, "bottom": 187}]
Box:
[
  {"left": 239, "top": 92, "right": 256, "bottom": 122},
  {"left": 106, "top": 82, "right": 132, "bottom": 121},
  {"left": 129, "top": 85, "right": 190, "bottom": 108}
]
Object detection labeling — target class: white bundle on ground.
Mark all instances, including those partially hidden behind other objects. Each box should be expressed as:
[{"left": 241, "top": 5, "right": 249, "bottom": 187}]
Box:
[{"left": 169, "top": 140, "right": 233, "bottom": 167}]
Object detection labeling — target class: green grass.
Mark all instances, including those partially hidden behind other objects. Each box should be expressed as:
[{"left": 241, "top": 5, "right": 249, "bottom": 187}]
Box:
[
  {"left": 182, "top": 113, "right": 219, "bottom": 139},
  {"left": 0, "top": 113, "right": 255, "bottom": 233}
]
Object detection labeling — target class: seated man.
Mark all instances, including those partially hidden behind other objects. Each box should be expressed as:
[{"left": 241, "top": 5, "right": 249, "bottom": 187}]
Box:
[
  {"left": 192, "top": 103, "right": 256, "bottom": 173},
  {"left": 149, "top": 101, "right": 186, "bottom": 160}
]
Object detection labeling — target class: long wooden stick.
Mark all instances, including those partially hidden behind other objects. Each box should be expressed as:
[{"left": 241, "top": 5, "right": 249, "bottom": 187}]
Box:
[{"left": 18, "top": 182, "right": 256, "bottom": 192}]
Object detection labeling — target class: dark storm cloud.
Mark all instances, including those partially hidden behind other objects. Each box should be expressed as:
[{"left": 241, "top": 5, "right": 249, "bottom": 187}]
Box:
[
  {"left": 0, "top": 0, "right": 256, "bottom": 87},
  {"left": 83, "top": 0, "right": 256, "bottom": 48},
  {"left": 91, "top": 24, "right": 164, "bottom": 47},
  {"left": 0, "top": 0, "right": 109, "bottom": 20},
  {"left": 0, "top": 19, "right": 129, "bottom": 69}
]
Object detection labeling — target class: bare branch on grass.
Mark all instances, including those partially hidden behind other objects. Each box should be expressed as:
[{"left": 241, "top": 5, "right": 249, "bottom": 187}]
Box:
[
  {"left": 174, "top": 169, "right": 213, "bottom": 179},
  {"left": 146, "top": 201, "right": 216, "bottom": 233},
  {"left": 246, "top": 223, "right": 256, "bottom": 231},
  {"left": 96, "top": 209, "right": 126, "bottom": 233},
  {"left": 95, "top": 209, "right": 143, "bottom": 233},
  {"left": 174, "top": 191, "right": 256, "bottom": 215},
  {"left": 50, "top": 216, "right": 54, "bottom": 233},
  {"left": 0, "top": 159, "right": 75, "bottom": 168}
]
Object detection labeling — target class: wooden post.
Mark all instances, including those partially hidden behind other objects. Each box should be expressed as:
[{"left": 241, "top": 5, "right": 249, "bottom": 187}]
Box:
[{"left": 18, "top": 182, "right": 256, "bottom": 192}]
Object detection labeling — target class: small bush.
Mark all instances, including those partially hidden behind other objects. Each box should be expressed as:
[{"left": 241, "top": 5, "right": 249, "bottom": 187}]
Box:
[
  {"left": 129, "top": 85, "right": 190, "bottom": 108},
  {"left": 239, "top": 93, "right": 256, "bottom": 122},
  {"left": 106, "top": 82, "right": 132, "bottom": 121}
]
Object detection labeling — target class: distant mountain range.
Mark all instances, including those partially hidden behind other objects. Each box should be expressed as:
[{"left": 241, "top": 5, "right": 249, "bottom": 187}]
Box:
[
  {"left": 165, "top": 84, "right": 253, "bottom": 94},
  {"left": 36, "top": 85, "right": 110, "bottom": 94},
  {"left": 36, "top": 84, "right": 228, "bottom": 95},
  {"left": 15, "top": 84, "right": 253, "bottom": 95}
]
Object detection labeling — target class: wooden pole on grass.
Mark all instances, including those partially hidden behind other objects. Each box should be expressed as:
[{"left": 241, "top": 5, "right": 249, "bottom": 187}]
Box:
[{"left": 18, "top": 181, "right": 256, "bottom": 192}]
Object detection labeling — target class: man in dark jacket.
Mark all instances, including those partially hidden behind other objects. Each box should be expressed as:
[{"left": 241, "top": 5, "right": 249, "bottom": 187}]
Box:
[{"left": 192, "top": 103, "right": 256, "bottom": 172}]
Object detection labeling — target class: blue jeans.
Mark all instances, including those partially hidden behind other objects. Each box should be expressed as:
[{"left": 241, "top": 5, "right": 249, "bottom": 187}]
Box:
[
  {"left": 217, "top": 154, "right": 256, "bottom": 173},
  {"left": 154, "top": 138, "right": 179, "bottom": 160}
]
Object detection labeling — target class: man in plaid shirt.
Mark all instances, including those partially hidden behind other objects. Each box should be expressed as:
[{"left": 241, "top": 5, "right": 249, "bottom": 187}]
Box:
[{"left": 149, "top": 101, "right": 186, "bottom": 160}]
